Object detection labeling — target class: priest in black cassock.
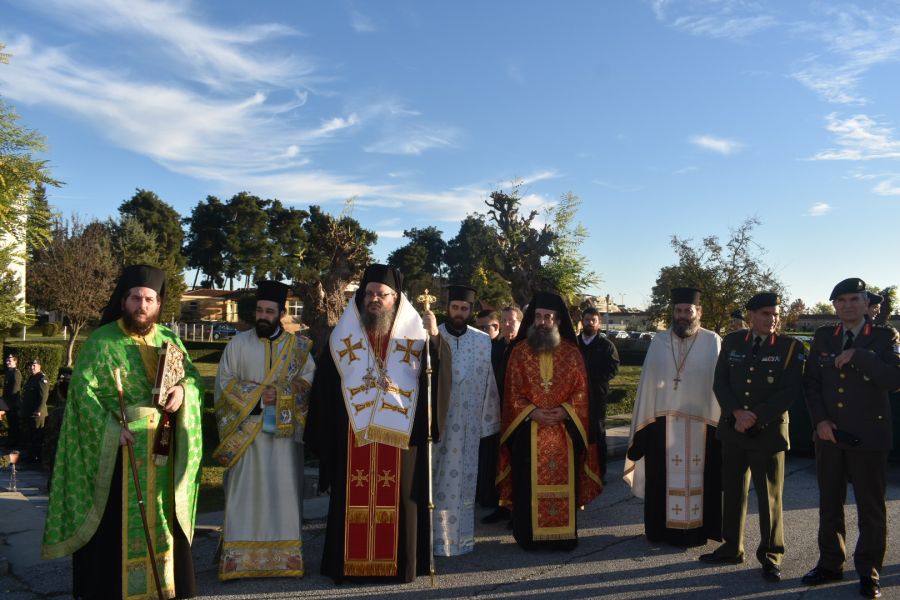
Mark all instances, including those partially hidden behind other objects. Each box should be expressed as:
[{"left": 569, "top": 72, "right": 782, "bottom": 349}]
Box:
[
  {"left": 305, "top": 264, "right": 451, "bottom": 583},
  {"left": 624, "top": 287, "right": 723, "bottom": 547}
]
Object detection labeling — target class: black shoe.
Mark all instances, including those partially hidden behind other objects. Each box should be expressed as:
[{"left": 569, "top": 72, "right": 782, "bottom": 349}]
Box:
[
  {"left": 698, "top": 552, "right": 744, "bottom": 565},
  {"left": 801, "top": 566, "right": 843, "bottom": 585},
  {"left": 860, "top": 576, "right": 882, "bottom": 599},
  {"left": 481, "top": 507, "right": 511, "bottom": 524},
  {"left": 762, "top": 563, "right": 782, "bottom": 582}
]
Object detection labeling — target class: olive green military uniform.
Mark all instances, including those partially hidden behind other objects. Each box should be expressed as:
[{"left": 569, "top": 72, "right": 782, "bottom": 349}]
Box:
[
  {"left": 712, "top": 330, "right": 804, "bottom": 566},
  {"left": 804, "top": 320, "right": 900, "bottom": 582}
]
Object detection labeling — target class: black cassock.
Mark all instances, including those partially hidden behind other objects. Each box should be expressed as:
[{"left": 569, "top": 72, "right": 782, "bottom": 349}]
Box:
[
  {"left": 305, "top": 336, "right": 450, "bottom": 583},
  {"left": 627, "top": 418, "right": 723, "bottom": 547}
]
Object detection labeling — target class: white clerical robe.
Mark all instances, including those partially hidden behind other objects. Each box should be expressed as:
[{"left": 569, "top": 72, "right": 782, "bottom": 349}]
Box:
[
  {"left": 624, "top": 328, "right": 721, "bottom": 530},
  {"left": 432, "top": 325, "right": 501, "bottom": 556},
  {"left": 215, "top": 328, "right": 315, "bottom": 579}
]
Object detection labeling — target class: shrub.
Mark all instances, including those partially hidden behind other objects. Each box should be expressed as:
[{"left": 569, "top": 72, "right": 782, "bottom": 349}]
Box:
[{"left": 42, "top": 323, "right": 61, "bottom": 337}]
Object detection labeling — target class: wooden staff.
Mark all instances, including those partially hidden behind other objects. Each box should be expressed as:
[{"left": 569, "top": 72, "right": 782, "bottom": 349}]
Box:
[
  {"left": 416, "top": 288, "right": 437, "bottom": 588},
  {"left": 114, "top": 368, "right": 165, "bottom": 600}
]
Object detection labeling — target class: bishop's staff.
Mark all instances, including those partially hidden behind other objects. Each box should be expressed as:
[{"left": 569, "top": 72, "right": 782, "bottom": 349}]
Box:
[
  {"left": 417, "top": 288, "right": 437, "bottom": 588},
  {"left": 114, "top": 368, "right": 165, "bottom": 600}
]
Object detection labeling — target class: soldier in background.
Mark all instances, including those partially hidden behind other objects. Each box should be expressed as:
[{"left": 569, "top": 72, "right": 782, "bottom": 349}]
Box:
[{"left": 20, "top": 358, "right": 49, "bottom": 467}]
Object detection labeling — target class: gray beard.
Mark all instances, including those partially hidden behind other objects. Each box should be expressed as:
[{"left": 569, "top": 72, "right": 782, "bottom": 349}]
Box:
[
  {"left": 362, "top": 306, "right": 395, "bottom": 336},
  {"left": 672, "top": 318, "right": 700, "bottom": 338},
  {"left": 527, "top": 323, "right": 561, "bottom": 353}
]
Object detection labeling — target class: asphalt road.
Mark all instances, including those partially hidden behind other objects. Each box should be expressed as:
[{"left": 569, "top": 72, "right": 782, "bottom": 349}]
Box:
[{"left": 4, "top": 454, "right": 899, "bottom": 599}]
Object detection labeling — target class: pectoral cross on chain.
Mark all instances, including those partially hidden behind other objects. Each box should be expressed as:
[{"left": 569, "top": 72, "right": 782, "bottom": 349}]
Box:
[{"left": 673, "top": 376, "right": 681, "bottom": 390}]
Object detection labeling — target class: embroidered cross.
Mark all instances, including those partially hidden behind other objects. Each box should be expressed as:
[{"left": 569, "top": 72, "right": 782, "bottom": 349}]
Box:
[
  {"left": 377, "top": 469, "right": 396, "bottom": 488},
  {"left": 350, "top": 469, "right": 369, "bottom": 487},
  {"left": 351, "top": 400, "right": 375, "bottom": 414},
  {"left": 547, "top": 460, "right": 559, "bottom": 471},
  {"left": 672, "top": 504, "right": 683, "bottom": 515},
  {"left": 338, "top": 335, "right": 363, "bottom": 363},
  {"left": 547, "top": 506, "right": 560, "bottom": 517},
  {"left": 380, "top": 401, "right": 410, "bottom": 417},
  {"left": 692, "top": 504, "right": 700, "bottom": 515},
  {"left": 395, "top": 338, "right": 422, "bottom": 365},
  {"left": 383, "top": 383, "right": 413, "bottom": 400},
  {"left": 672, "top": 455, "right": 683, "bottom": 466},
  {"left": 349, "top": 369, "right": 378, "bottom": 398},
  {"left": 541, "top": 380, "right": 552, "bottom": 392},
  {"left": 692, "top": 455, "right": 702, "bottom": 466}
]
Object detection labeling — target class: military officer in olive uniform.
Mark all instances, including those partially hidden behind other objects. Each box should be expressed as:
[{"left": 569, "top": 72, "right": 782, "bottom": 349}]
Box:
[
  {"left": 701, "top": 292, "right": 803, "bottom": 583},
  {"left": 20, "top": 358, "right": 49, "bottom": 466},
  {"left": 801, "top": 278, "right": 900, "bottom": 600}
]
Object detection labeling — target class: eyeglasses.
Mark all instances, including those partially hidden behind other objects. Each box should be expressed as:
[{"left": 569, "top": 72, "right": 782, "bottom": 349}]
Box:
[{"left": 365, "top": 291, "right": 396, "bottom": 300}]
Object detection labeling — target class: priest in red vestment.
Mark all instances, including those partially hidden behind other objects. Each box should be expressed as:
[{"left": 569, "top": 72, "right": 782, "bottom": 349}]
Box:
[{"left": 497, "top": 292, "right": 602, "bottom": 550}]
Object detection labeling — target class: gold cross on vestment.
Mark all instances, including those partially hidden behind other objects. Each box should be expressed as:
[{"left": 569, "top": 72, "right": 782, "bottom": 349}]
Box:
[
  {"left": 377, "top": 469, "right": 396, "bottom": 488},
  {"left": 395, "top": 338, "right": 422, "bottom": 365},
  {"left": 692, "top": 455, "right": 702, "bottom": 466},
  {"left": 672, "top": 504, "right": 683, "bottom": 515},
  {"left": 380, "top": 400, "right": 410, "bottom": 417},
  {"left": 338, "top": 335, "right": 364, "bottom": 363},
  {"left": 350, "top": 469, "right": 369, "bottom": 487},
  {"left": 349, "top": 369, "right": 378, "bottom": 398},
  {"left": 672, "top": 455, "right": 683, "bottom": 466}
]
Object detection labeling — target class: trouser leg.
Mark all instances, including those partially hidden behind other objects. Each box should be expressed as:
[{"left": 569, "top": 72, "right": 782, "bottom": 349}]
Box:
[
  {"left": 750, "top": 449, "right": 784, "bottom": 567},
  {"left": 720, "top": 442, "right": 750, "bottom": 558},
  {"left": 815, "top": 441, "right": 848, "bottom": 571},
  {"left": 847, "top": 449, "right": 888, "bottom": 581}
]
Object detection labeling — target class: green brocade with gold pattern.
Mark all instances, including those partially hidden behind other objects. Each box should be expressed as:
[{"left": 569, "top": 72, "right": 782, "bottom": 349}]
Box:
[{"left": 41, "top": 320, "right": 204, "bottom": 576}]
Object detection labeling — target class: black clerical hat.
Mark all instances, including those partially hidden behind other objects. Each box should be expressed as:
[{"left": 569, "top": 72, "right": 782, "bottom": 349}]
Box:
[
  {"left": 746, "top": 292, "right": 780, "bottom": 311},
  {"left": 361, "top": 264, "right": 403, "bottom": 293},
  {"left": 829, "top": 277, "right": 866, "bottom": 300},
  {"left": 256, "top": 280, "right": 290, "bottom": 307},
  {"left": 100, "top": 264, "right": 167, "bottom": 325},
  {"left": 446, "top": 285, "right": 476, "bottom": 304},
  {"left": 671, "top": 287, "right": 701, "bottom": 305}
]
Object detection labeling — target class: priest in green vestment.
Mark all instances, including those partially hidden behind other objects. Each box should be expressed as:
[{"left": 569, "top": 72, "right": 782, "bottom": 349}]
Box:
[{"left": 42, "top": 265, "right": 204, "bottom": 600}]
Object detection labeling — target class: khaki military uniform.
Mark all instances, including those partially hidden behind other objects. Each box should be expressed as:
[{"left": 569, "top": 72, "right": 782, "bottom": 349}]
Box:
[
  {"left": 712, "top": 330, "right": 804, "bottom": 566},
  {"left": 804, "top": 320, "right": 900, "bottom": 581}
]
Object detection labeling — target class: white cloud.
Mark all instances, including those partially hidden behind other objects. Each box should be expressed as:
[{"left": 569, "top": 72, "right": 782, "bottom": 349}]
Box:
[
  {"left": 811, "top": 113, "right": 900, "bottom": 161},
  {"left": 674, "top": 166, "right": 698, "bottom": 174},
  {"left": 652, "top": 1, "right": 778, "bottom": 39},
  {"left": 350, "top": 8, "right": 377, "bottom": 33},
  {"left": 376, "top": 230, "right": 404, "bottom": 239},
  {"left": 873, "top": 177, "right": 900, "bottom": 196},
  {"left": 806, "top": 202, "right": 832, "bottom": 216},
  {"left": 364, "top": 126, "right": 458, "bottom": 155},
  {"left": 690, "top": 135, "right": 743, "bottom": 155}
]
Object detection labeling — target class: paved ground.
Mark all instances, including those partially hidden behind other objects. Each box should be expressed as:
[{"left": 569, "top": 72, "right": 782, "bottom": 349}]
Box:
[{"left": 2, "top": 425, "right": 899, "bottom": 599}]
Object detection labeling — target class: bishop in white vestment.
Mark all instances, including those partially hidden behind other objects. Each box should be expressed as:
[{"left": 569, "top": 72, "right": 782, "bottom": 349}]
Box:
[
  {"left": 433, "top": 286, "right": 501, "bottom": 556},
  {"left": 624, "top": 287, "right": 723, "bottom": 547}
]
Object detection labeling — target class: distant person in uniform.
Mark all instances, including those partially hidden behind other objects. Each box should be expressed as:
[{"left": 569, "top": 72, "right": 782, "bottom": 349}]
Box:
[
  {"left": 702, "top": 293, "right": 804, "bottom": 583},
  {"left": 801, "top": 278, "right": 900, "bottom": 599},
  {"left": 729, "top": 310, "right": 746, "bottom": 333},
  {"left": 3, "top": 352, "right": 22, "bottom": 450},
  {"left": 867, "top": 292, "right": 883, "bottom": 322},
  {"left": 20, "top": 358, "right": 49, "bottom": 466}
]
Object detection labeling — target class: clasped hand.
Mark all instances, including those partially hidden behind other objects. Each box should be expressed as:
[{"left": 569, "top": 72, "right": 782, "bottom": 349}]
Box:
[{"left": 531, "top": 406, "right": 567, "bottom": 426}]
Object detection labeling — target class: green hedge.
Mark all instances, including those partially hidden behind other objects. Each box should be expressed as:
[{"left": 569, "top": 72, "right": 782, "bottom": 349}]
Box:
[{"left": 3, "top": 342, "right": 65, "bottom": 384}]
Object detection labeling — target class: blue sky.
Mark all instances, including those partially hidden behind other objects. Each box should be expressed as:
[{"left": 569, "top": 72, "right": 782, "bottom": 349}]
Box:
[{"left": 2, "top": 0, "right": 900, "bottom": 308}]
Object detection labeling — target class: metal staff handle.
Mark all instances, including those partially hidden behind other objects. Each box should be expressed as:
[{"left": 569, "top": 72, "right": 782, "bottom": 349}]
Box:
[
  {"left": 417, "top": 289, "right": 437, "bottom": 588},
  {"left": 114, "top": 368, "right": 165, "bottom": 600}
]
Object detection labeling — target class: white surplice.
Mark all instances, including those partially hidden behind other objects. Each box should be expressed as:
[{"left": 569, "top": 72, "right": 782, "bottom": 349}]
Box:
[
  {"left": 215, "top": 328, "right": 315, "bottom": 579},
  {"left": 432, "top": 325, "right": 501, "bottom": 556},
  {"left": 623, "top": 328, "right": 721, "bottom": 529}
]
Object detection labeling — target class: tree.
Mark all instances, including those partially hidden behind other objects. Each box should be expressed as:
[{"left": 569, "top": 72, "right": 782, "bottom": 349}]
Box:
[
  {"left": 118, "top": 189, "right": 184, "bottom": 267},
  {"left": 387, "top": 227, "right": 446, "bottom": 301},
  {"left": 811, "top": 302, "right": 835, "bottom": 315},
  {"left": 541, "top": 192, "right": 599, "bottom": 304},
  {"left": 183, "top": 196, "right": 229, "bottom": 288},
  {"left": 445, "top": 215, "right": 510, "bottom": 307},
  {"left": 648, "top": 218, "right": 784, "bottom": 334},
  {"left": 222, "top": 192, "right": 270, "bottom": 288},
  {"left": 781, "top": 298, "right": 806, "bottom": 331},
  {"left": 27, "top": 217, "right": 118, "bottom": 365},
  {"left": 873, "top": 285, "right": 897, "bottom": 325},
  {"left": 266, "top": 200, "right": 308, "bottom": 282},
  {"left": 292, "top": 203, "right": 377, "bottom": 352}
]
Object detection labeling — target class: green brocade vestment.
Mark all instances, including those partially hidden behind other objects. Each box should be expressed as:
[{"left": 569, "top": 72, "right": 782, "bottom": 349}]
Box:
[{"left": 41, "top": 321, "right": 203, "bottom": 594}]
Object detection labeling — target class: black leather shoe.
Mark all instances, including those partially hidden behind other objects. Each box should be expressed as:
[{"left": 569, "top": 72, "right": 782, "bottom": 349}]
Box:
[
  {"left": 762, "top": 563, "right": 782, "bottom": 582},
  {"left": 801, "top": 566, "right": 843, "bottom": 585},
  {"left": 698, "top": 552, "right": 744, "bottom": 564},
  {"left": 481, "top": 507, "right": 511, "bottom": 524},
  {"left": 859, "top": 576, "right": 882, "bottom": 598}
]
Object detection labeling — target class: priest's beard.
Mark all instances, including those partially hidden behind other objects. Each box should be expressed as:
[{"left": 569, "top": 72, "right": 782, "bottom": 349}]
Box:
[
  {"left": 527, "top": 323, "right": 561, "bottom": 353},
  {"left": 122, "top": 305, "right": 160, "bottom": 336},
  {"left": 255, "top": 317, "right": 280, "bottom": 338},
  {"left": 673, "top": 315, "right": 701, "bottom": 338},
  {"left": 362, "top": 304, "right": 396, "bottom": 337}
]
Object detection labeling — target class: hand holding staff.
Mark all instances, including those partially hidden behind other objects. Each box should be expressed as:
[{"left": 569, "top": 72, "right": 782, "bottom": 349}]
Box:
[
  {"left": 114, "top": 368, "right": 165, "bottom": 600},
  {"left": 416, "top": 288, "right": 438, "bottom": 588}
]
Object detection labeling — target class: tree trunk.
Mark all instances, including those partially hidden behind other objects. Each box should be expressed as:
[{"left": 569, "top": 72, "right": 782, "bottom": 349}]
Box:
[{"left": 66, "top": 322, "right": 83, "bottom": 367}]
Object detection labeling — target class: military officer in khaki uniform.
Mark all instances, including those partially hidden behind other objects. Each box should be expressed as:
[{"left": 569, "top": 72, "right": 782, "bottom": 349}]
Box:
[
  {"left": 801, "top": 278, "right": 900, "bottom": 599},
  {"left": 701, "top": 293, "right": 803, "bottom": 583}
]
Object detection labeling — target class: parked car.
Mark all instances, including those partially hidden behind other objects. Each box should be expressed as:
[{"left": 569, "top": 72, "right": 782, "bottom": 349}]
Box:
[
  {"left": 605, "top": 330, "right": 630, "bottom": 339},
  {"left": 212, "top": 323, "right": 238, "bottom": 340}
]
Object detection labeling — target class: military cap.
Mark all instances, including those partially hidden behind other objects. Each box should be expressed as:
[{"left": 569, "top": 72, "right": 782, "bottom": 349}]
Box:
[
  {"left": 746, "top": 292, "right": 780, "bottom": 311},
  {"left": 829, "top": 277, "right": 866, "bottom": 300},
  {"left": 867, "top": 291, "right": 883, "bottom": 307},
  {"left": 730, "top": 310, "right": 744, "bottom": 320}
]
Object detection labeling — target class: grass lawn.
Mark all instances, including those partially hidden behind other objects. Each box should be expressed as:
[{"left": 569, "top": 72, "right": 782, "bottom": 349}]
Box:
[{"left": 607, "top": 365, "right": 641, "bottom": 424}]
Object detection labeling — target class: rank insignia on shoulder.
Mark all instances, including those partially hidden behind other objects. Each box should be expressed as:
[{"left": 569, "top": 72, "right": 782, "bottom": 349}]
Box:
[{"left": 893, "top": 345, "right": 900, "bottom": 354}]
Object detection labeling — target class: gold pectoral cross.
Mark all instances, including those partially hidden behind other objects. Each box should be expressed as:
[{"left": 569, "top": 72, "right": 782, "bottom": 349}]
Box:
[
  {"left": 338, "top": 335, "right": 364, "bottom": 363},
  {"left": 673, "top": 376, "right": 681, "bottom": 390},
  {"left": 349, "top": 369, "right": 379, "bottom": 398}
]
